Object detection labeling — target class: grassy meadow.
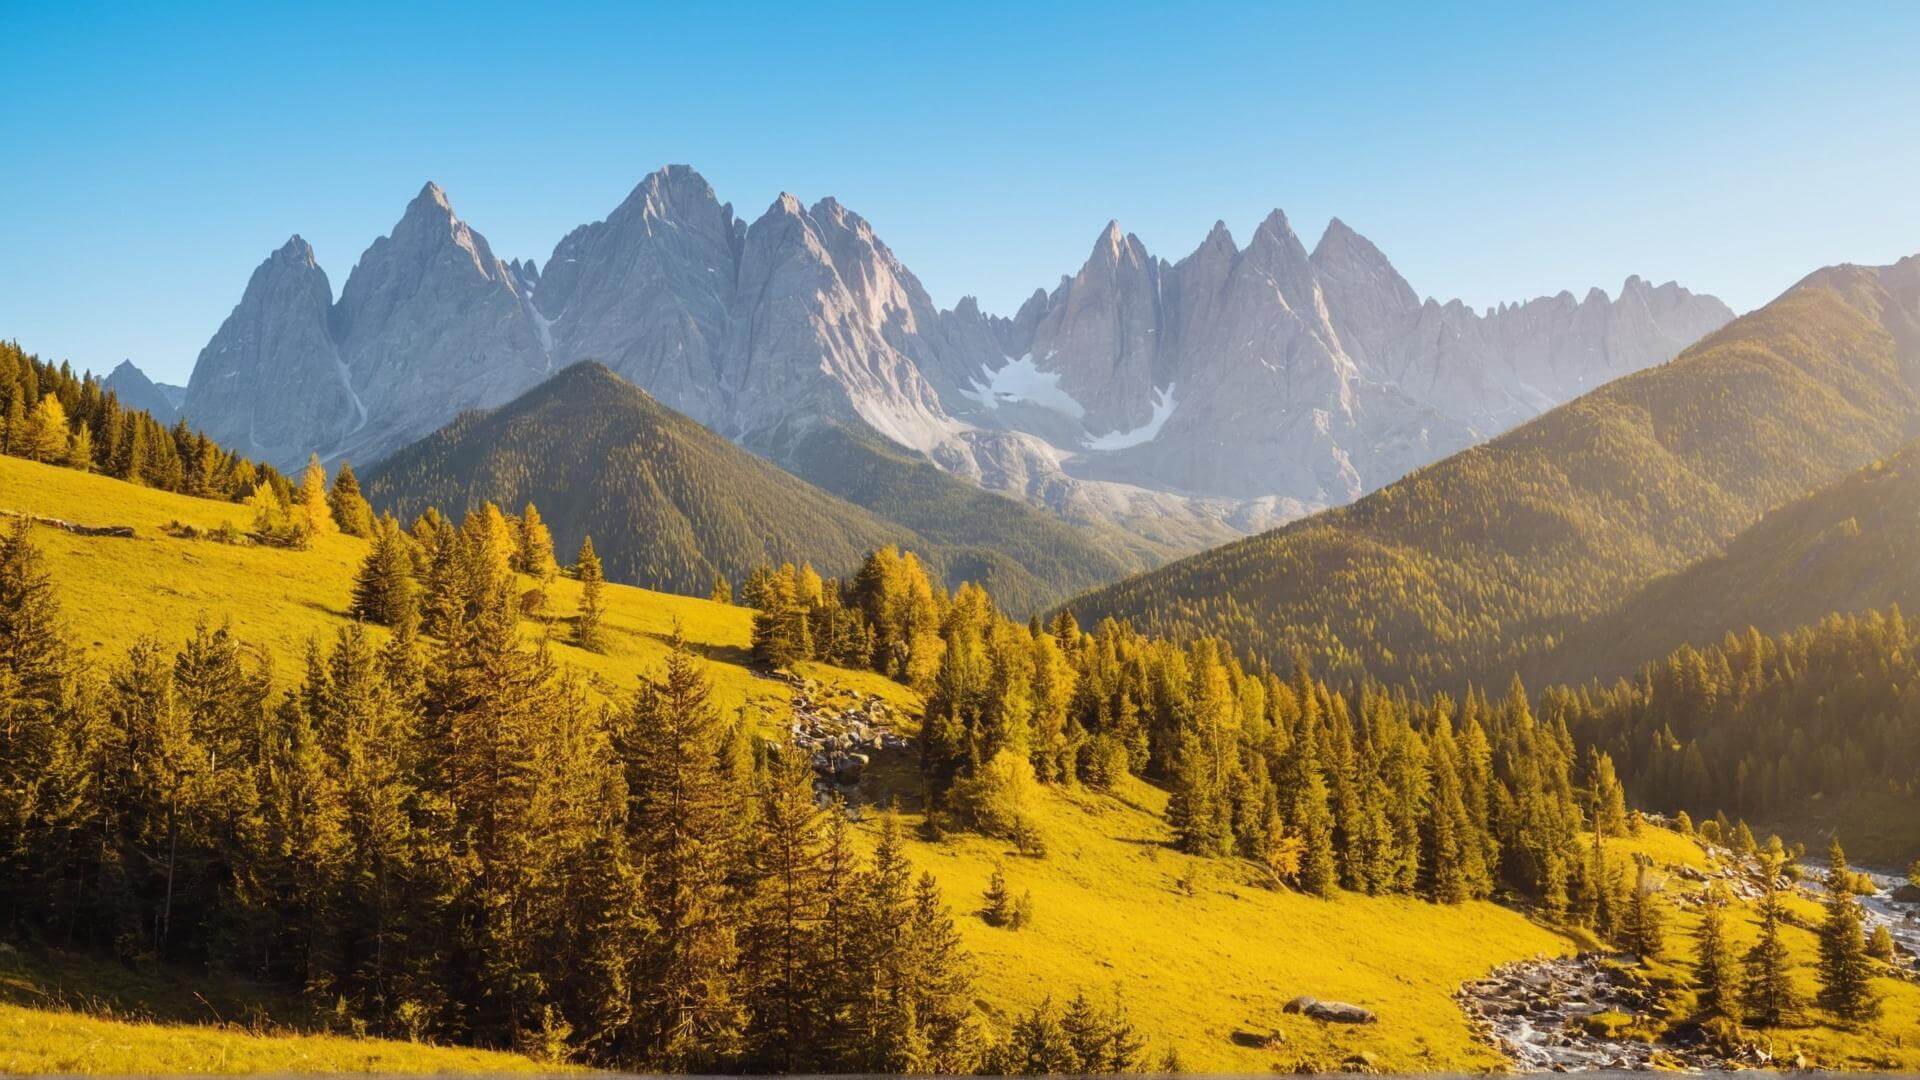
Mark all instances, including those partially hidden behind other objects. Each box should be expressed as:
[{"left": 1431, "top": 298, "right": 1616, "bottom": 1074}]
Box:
[{"left": 4, "top": 453, "right": 1917, "bottom": 1073}]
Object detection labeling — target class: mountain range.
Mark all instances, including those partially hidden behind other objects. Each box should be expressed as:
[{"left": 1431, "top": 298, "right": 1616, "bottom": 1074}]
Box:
[
  {"left": 172, "top": 165, "right": 1731, "bottom": 545},
  {"left": 1067, "top": 256, "right": 1920, "bottom": 690}
]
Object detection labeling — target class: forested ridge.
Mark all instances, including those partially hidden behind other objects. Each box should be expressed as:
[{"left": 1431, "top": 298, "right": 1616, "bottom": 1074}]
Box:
[
  {"left": 363, "top": 363, "right": 1138, "bottom": 616},
  {"left": 1539, "top": 438, "right": 1920, "bottom": 687},
  {"left": 1066, "top": 261, "right": 1920, "bottom": 691},
  {"left": 1549, "top": 608, "right": 1920, "bottom": 857}
]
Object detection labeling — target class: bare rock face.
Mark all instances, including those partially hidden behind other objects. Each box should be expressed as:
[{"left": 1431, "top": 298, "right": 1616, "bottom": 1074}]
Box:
[
  {"left": 103, "top": 360, "right": 178, "bottom": 423},
  {"left": 184, "top": 236, "right": 359, "bottom": 466},
  {"left": 948, "top": 209, "right": 1734, "bottom": 505},
  {"left": 534, "top": 165, "right": 740, "bottom": 428},
  {"left": 330, "top": 183, "right": 550, "bottom": 464},
  {"left": 182, "top": 166, "right": 1733, "bottom": 543}
]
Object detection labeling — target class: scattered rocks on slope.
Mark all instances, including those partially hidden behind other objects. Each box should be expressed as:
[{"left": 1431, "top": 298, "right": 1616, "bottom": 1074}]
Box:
[{"left": 773, "top": 670, "right": 909, "bottom": 809}]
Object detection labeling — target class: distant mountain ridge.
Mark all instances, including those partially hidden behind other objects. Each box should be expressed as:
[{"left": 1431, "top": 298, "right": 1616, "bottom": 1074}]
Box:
[
  {"left": 103, "top": 359, "right": 180, "bottom": 423},
  {"left": 181, "top": 166, "right": 1730, "bottom": 541},
  {"left": 1066, "top": 256, "right": 1920, "bottom": 690}
]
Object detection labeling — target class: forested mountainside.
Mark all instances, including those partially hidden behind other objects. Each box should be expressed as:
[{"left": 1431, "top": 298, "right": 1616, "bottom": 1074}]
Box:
[
  {"left": 1549, "top": 607, "right": 1920, "bottom": 863},
  {"left": 1067, "top": 258, "right": 1920, "bottom": 691},
  {"left": 1537, "top": 438, "right": 1920, "bottom": 686},
  {"left": 362, "top": 363, "right": 1139, "bottom": 613}
]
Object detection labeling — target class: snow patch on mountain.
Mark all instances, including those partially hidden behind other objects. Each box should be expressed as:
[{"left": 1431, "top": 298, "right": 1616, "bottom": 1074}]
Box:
[
  {"left": 960, "top": 354, "right": 1086, "bottom": 419},
  {"left": 1084, "top": 384, "right": 1178, "bottom": 451}
]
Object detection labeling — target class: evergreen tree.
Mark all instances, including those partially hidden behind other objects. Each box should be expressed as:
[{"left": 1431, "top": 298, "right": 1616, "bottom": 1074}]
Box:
[
  {"left": 575, "top": 536, "right": 606, "bottom": 653},
  {"left": 1815, "top": 838, "right": 1881, "bottom": 1022},
  {"left": 1693, "top": 888, "right": 1741, "bottom": 1018},
  {"left": 1623, "top": 860, "right": 1668, "bottom": 959},
  {"left": 1742, "top": 856, "right": 1800, "bottom": 1027},
  {"left": 611, "top": 627, "right": 745, "bottom": 1067},
  {"left": 710, "top": 575, "right": 733, "bottom": 605},
  {"left": 22, "top": 393, "right": 69, "bottom": 463},
  {"left": 739, "top": 739, "right": 829, "bottom": 1070},
  {"left": 295, "top": 454, "right": 337, "bottom": 537},
  {"left": 982, "top": 865, "right": 1013, "bottom": 927},
  {"left": 513, "top": 503, "right": 557, "bottom": 581},
  {"left": 350, "top": 517, "right": 418, "bottom": 629},
  {"left": 328, "top": 462, "right": 376, "bottom": 537}
]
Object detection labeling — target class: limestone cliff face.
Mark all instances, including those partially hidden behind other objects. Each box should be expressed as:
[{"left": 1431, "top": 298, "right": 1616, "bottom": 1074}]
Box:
[{"left": 183, "top": 166, "right": 1733, "bottom": 540}]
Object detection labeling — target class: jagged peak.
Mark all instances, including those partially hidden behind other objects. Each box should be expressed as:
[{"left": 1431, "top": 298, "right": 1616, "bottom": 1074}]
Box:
[
  {"left": 614, "top": 163, "right": 723, "bottom": 221},
  {"left": 404, "top": 181, "right": 456, "bottom": 221},
  {"left": 272, "top": 234, "right": 318, "bottom": 263},
  {"left": 1311, "top": 216, "right": 1387, "bottom": 264}
]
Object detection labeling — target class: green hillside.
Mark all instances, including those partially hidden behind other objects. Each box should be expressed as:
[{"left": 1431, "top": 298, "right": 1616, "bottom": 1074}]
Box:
[
  {"left": 766, "top": 416, "right": 1156, "bottom": 611},
  {"left": 0, "top": 452, "right": 1572, "bottom": 1072},
  {"left": 362, "top": 363, "right": 926, "bottom": 599},
  {"left": 363, "top": 362, "right": 1140, "bottom": 616},
  {"left": 6, "top": 455, "right": 1918, "bottom": 1074},
  {"left": 1067, "top": 260, "right": 1920, "bottom": 691},
  {"left": 1539, "top": 437, "right": 1920, "bottom": 687}
]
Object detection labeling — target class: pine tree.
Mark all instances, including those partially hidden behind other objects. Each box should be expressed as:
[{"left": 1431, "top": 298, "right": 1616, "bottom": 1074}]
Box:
[
  {"left": 1867, "top": 925, "right": 1895, "bottom": 963},
  {"left": 1742, "top": 855, "right": 1800, "bottom": 1027},
  {"left": 612, "top": 627, "right": 745, "bottom": 1067},
  {"left": 327, "top": 462, "right": 375, "bottom": 537},
  {"left": 739, "top": 738, "right": 828, "bottom": 1070},
  {"left": 1623, "top": 860, "right": 1667, "bottom": 960},
  {"left": 575, "top": 536, "right": 606, "bottom": 653},
  {"left": 982, "top": 865, "right": 1013, "bottom": 927},
  {"left": 1815, "top": 838, "right": 1881, "bottom": 1022},
  {"left": 1693, "top": 888, "right": 1740, "bottom": 1018},
  {"left": 22, "top": 393, "right": 69, "bottom": 463},
  {"left": 1060, "top": 990, "right": 1109, "bottom": 1074},
  {"left": 514, "top": 503, "right": 557, "bottom": 581},
  {"left": 64, "top": 422, "right": 93, "bottom": 471},
  {"left": 0, "top": 521, "right": 71, "bottom": 907},
  {"left": 350, "top": 517, "right": 417, "bottom": 629},
  {"left": 295, "top": 454, "right": 336, "bottom": 538},
  {"left": 709, "top": 575, "right": 733, "bottom": 605}
]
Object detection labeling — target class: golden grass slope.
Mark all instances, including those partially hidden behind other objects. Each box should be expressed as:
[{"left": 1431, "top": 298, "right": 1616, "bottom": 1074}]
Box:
[{"left": 8, "top": 454, "right": 1913, "bottom": 1074}]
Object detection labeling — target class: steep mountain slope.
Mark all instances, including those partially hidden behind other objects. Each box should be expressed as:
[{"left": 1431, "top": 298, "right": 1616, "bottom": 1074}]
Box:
[
  {"left": 361, "top": 362, "right": 918, "bottom": 597},
  {"left": 361, "top": 363, "right": 1134, "bottom": 612},
  {"left": 101, "top": 360, "right": 178, "bottom": 423},
  {"left": 181, "top": 167, "right": 1728, "bottom": 542},
  {"left": 1541, "top": 436, "right": 1920, "bottom": 686},
  {"left": 1067, "top": 257, "right": 1920, "bottom": 690}
]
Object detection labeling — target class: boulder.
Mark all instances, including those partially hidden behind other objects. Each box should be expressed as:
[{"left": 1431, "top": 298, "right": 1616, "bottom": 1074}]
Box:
[
  {"left": 1892, "top": 883, "right": 1920, "bottom": 903},
  {"left": 1283, "top": 996, "right": 1377, "bottom": 1024}
]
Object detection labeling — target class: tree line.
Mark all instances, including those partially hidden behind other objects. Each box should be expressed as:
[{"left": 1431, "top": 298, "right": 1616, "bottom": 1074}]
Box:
[
  {"left": 742, "top": 555, "right": 1640, "bottom": 918},
  {"left": 0, "top": 339, "right": 284, "bottom": 501},
  {"left": 1547, "top": 608, "right": 1920, "bottom": 823}
]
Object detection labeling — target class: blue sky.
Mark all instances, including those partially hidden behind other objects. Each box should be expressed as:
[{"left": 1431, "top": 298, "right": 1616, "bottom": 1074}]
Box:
[{"left": 4, "top": 2, "right": 1919, "bottom": 385}]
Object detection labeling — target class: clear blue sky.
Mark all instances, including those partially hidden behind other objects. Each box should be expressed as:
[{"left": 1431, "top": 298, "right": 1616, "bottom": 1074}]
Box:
[{"left": 5, "top": 1, "right": 1919, "bottom": 385}]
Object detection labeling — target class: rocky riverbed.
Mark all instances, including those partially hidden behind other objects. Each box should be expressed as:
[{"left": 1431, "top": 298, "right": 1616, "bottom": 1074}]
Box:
[{"left": 1458, "top": 851, "right": 1920, "bottom": 1073}]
